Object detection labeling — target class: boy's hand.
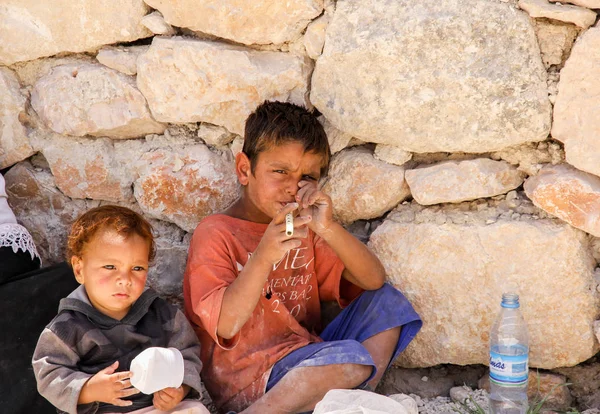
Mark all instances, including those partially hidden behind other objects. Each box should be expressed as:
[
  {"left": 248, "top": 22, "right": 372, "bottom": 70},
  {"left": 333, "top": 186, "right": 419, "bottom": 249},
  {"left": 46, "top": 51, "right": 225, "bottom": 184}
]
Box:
[
  {"left": 296, "top": 180, "right": 333, "bottom": 235},
  {"left": 78, "top": 361, "right": 139, "bottom": 406},
  {"left": 153, "top": 385, "right": 189, "bottom": 411},
  {"left": 254, "top": 202, "right": 312, "bottom": 265}
]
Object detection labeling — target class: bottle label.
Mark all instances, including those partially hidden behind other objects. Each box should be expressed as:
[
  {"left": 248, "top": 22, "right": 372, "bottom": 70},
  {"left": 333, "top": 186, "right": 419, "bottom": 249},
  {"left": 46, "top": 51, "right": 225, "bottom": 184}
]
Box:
[{"left": 489, "top": 346, "right": 529, "bottom": 386}]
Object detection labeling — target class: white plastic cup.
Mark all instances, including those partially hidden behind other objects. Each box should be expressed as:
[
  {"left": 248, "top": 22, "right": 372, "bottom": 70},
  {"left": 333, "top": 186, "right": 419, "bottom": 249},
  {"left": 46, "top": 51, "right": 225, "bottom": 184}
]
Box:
[{"left": 130, "top": 347, "right": 185, "bottom": 394}]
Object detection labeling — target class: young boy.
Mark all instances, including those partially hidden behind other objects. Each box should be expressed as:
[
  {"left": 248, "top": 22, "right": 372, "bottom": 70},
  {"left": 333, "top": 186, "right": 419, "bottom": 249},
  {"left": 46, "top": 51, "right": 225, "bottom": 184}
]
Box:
[
  {"left": 183, "top": 101, "right": 422, "bottom": 414},
  {"left": 33, "top": 205, "right": 209, "bottom": 414}
]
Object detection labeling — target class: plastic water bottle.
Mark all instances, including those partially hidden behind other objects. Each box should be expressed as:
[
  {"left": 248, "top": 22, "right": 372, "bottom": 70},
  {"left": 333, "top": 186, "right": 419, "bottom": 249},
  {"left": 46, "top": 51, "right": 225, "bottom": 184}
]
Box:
[{"left": 489, "top": 293, "right": 529, "bottom": 414}]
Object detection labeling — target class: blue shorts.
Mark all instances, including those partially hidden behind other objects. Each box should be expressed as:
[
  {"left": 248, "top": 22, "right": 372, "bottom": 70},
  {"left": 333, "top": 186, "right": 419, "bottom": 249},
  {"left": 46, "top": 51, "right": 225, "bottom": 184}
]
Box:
[{"left": 266, "top": 283, "right": 422, "bottom": 390}]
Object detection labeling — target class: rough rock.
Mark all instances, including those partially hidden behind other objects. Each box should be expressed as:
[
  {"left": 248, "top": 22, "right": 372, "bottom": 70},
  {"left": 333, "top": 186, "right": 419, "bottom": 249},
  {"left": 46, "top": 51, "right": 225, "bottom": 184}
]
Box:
[
  {"left": 3, "top": 161, "right": 95, "bottom": 264},
  {"left": 143, "top": 0, "right": 322, "bottom": 45},
  {"left": 549, "top": 0, "right": 600, "bottom": 8},
  {"left": 311, "top": 0, "right": 551, "bottom": 153},
  {"left": 369, "top": 199, "right": 598, "bottom": 369},
  {"left": 555, "top": 356, "right": 600, "bottom": 410},
  {"left": 304, "top": 14, "right": 329, "bottom": 60},
  {"left": 11, "top": 56, "right": 95, "bottom": 87},
  {"left": 137, "top": 37, "right": 311, "bottom": 135},
  {"left": 96, "top": 46, "right": 150, "bottom": 76},
  {"left": 374, "top": 145, "right": 413, "bottom": 167},
  {"left": 319, "top": 116, "right": 353, "bottom": 154},
  {"left": 130, "top": 139, "right": 239, "bottom": 232},
  {"left": 376, "top": 365, "right": 486, "bottom": 398},
  {"left": 479, "top": 371, "right": 572, "bottom": 410},
  {"left": 518, "top": 0, "right": 596, "bottom": 29},
  {"left": 0, "top": 67, "right": 34, "bottom": 169},
  {"left": 322, "top": 147, "right": 410, "bottom": 224},
  {"left": 0, "top": 0, "right": 151, "bottom": 66},
  {"left": 141, "top": 11, "right": 176, "bottom": 35},
  {"left": 197, "top": 124, "right": 237, "bottom": 147},
  {"left": 147, "top": 221, "right": 189, "bottom": 301},
  {"left": 552, "top": 26, "right": 600, "bottom": 178},
  {"left": 405, "top": 159, "right": 526, "bottom": 205},
  {"left": 230, "top": 136, "right": 244, "bottom": 158},
  {"left": 524, "top": 164, "right": 600, "bottom": 237},
  {"left": 31, "top": 63, "right": 164, "bottom": 139},
  {"left": 30, "top": 132, "right": 135, "bottom": 202},
  {"left": 490, "top": 140, "right": 565, "bottom": 176},
  {"left": 533, "top": 20, "right": 579, "bottom": 68}
]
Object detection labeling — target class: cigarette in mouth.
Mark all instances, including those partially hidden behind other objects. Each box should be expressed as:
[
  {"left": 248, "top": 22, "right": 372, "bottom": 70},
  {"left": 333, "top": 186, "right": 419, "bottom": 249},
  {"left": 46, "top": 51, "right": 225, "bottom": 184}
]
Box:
[{"left": 285, "top": 212, "right": 294, "bottom": 237}]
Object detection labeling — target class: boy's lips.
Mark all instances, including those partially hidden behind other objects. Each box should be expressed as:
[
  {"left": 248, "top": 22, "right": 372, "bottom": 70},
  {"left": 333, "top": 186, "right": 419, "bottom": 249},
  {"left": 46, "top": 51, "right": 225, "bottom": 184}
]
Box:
[{"left": 113, "top": 293, "right": 129, "bottom": 299}]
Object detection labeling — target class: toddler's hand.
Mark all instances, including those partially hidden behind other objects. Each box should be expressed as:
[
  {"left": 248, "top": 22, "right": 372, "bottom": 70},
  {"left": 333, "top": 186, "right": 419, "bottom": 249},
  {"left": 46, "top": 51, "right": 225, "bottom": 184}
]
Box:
[
  {"left": 255, "top": 203, "right": 312, "bottom": 265},
  {"left": 78, "top": 361, "right": 139, "bottom": 406},
  {"left": 296, "top": 180, "right": 333, "bottom": 235},
  {"left": 153, "top": 385, "right": 188, "bottom": 411}
]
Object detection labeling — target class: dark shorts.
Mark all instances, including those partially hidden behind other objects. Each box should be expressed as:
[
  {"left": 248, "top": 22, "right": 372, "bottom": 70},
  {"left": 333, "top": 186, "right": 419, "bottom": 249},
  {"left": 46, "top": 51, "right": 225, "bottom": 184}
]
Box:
[{"left": 266, "top": 283, "right": 422, "bottom": 390}]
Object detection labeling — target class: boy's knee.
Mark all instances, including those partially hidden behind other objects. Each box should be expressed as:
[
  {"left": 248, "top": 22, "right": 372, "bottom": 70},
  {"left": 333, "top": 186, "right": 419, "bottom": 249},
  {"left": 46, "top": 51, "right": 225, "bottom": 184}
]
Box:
[{"left": 341, "top": 363, "right": 373, "bottom": 387}]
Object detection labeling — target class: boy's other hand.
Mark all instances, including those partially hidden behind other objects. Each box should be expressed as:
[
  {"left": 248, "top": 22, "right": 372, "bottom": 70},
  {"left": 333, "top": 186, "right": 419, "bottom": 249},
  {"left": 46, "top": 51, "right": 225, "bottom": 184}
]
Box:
[
  {"left": 77, "top": 361, "right": 139, "bottom": 406},
  {"left": 255, "top": 202, "right": 311, "bottom": 265},
  {"left": 296, "top": 180, "right": 333, "bottom": 235},
  {"left": 153, "top": 385, "right": 189, "bottom": 411}
]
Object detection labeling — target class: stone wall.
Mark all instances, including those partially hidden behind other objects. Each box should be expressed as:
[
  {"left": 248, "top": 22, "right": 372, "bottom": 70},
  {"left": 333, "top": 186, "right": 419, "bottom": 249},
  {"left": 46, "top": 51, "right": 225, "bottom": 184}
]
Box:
[{"left": 2, "top": 0, "right": 600, "bottom": 377}]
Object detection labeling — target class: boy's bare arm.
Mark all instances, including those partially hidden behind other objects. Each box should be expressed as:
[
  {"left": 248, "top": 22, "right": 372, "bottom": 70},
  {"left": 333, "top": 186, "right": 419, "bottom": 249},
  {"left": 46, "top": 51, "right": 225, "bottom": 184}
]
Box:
[
  {"left": 217, "top": 203, "right": 311, "bottom": 339},
  {"left": 296, "top": 180, "right": 386, "bottom": 290}
]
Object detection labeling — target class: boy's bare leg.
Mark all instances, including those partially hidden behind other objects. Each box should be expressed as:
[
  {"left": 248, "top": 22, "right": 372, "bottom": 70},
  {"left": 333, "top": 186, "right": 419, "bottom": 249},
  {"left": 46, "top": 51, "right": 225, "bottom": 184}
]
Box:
[
  {"left": 240, "top": 363, "right": 372, "bottom": 414},
  {"left": 361, "top": 326, "right": 402, "bottom": 389}
]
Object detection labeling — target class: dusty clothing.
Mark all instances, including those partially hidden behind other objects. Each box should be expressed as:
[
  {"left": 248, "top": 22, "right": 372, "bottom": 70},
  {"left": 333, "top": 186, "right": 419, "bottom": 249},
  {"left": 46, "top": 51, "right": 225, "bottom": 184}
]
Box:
[
  {"left": 183, "top": 214, "right": 362, "bottom": 412},
  {"left": 33, "top": 286, "right": 203, "bottom": 414}
]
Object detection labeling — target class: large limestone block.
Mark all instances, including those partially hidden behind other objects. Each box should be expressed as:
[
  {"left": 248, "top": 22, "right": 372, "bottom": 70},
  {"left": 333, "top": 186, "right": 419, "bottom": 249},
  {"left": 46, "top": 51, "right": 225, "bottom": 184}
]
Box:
[
  {"left": 311, "top": 0, "right": 551, "bottom": 153},
  {"left": 144, "top": 0, "right": 322, "bottom": 45},
  {"left": 552, "top": 26, "right": 600, "bottom": 178},
  {"left": 4, "top": 162, "right": 95, "bottom": 264},
  {"left": 405, "top": 159, "right": 526, "bottom": 205},
  {"left": 369, "top": 202, "right": 598, "bottom": 369},
  {"left": 137, "top": 37, "right": 312, "bottom": 135},
  {"left": 31, "top": 132, "right": 134, "bottom": 203},
  {"left": 550, "top": 0, "right": 600, "bottom": 8},
  {"left": 0, "top": 0, "right": 151, "bottom": 66},
  {"left": 132, "top": 142, "right": 239, "bottom": 232},
  {"left": 322, "top": 147, "right": 410, "bottom": 224},
  {"left": 518, "top": 0, "right": 597, "bottom": 29},
  {"left": 0, "top": 67, "right": 34, "bottom": 169},
  {"left": 31, "top": 63, "right": 165, "bottom": 139},
  {"left": 524, "top": 164, "right": 600, "bottom": 237}
]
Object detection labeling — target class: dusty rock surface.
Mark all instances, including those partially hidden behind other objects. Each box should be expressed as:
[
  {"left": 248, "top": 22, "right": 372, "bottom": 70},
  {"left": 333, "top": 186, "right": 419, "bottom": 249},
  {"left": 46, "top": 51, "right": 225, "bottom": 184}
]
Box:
[
  {"left": 552, "top": 26, "right": 600, "bottom": 178},
  {"left": 519, "top": 0, "right": 597, "bottom": 29},
  {"left": 311, "top": 0, "right": 551, "bottom": 153},
  {"left": 533, "top": 20, "right": 579, "bottom": 68},
  {"left": 31, "top": 63, "right": 164, "bottom": 139},
  {"left": 304, "top": 14, "right": 329, "bottom": 59},
  {"left": 490, "top": 140, "right": 564, "bottom": 176},
  {"left": 137, "top": 37, "right": 311, "bottom": 135},
  {"left": 0, "top": 67, "right": 34, "bottom": 169},
  {"left": 141, "top": 11, "right": 176, "bottom": 36},
  {"left": 96, "top": 46, "right": 150, "bottom": 76},
  {"left": 4, "top": 161, "right": 96, "bottom": 264},
  {"left": 0, "top": 0, "right": 151, "bottom": 65},
  {"left": 549, "top": 0, "right": 600, "bottom": 7},
  {"left": 143, "top": 0, "right": 322, "bottom": 45},
  {"left": 322, "top": 147, "right": 410, "bottom": 224},
  {"left": 405, "top": 159, "right": 525, "bottom": 205},
  {"left": 524, "top": 164, "right": 600, "bottom": 237},
  {"left": 369, "top": 195, "right": 599, "bottom": 369},
  {"left": 374, "top": 145, "right": 412, "bottom": 167}
]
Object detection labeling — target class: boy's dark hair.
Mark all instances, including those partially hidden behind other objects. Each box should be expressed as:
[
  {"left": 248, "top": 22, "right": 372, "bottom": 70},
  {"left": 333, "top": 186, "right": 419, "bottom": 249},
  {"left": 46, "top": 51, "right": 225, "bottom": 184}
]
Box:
[
  {"left": 67, "top": 205, "right": 156, "bottom": 262},
  {"left": 243, "top": 101, "right": 331, "bottom": 177}
]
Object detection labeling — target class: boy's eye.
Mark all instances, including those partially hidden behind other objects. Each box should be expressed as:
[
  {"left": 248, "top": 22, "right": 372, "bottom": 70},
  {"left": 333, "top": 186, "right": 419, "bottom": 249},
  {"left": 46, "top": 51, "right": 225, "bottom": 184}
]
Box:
[
  {"left": 132, "top": 266, "right": 146, "bottom": 272},
  {"left": 103, "top": 265, "right": 115, "bottom": 270},
  {"left": 273, "top": 170, "right": 286, "bottom": 174},
  {"left": 302, "top": 175, "right": 317, "bottom": 181}
]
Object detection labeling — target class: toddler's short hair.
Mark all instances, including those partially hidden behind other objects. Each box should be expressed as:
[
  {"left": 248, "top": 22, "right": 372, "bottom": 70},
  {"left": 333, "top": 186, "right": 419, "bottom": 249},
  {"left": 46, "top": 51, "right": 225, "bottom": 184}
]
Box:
[
  {"left": 243, "top": 101, "right": 331, "bottom": 177},
  {"left": 67, "top": 205, "right": 155, "bottom": 262}
]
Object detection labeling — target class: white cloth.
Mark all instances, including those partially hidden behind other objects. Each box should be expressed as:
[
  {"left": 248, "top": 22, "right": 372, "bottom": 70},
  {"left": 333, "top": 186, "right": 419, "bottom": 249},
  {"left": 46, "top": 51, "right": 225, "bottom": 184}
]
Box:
[
  {"left": 0, "top": 174, "right": 17, "bottom": 225},
  {"left": 313, "top": 389, "right": 418, "bottom": 414},
  {"left": 0, "top": 223, "right": 41, "bottom": 261},
  {"left": 130, "top": 347, "right": 185, "bottom": 395}
]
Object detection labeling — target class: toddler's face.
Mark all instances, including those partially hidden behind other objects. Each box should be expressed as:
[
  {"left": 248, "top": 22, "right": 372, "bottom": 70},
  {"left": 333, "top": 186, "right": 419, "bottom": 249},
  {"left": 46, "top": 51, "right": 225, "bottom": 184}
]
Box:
[{"left": 71, "top": 228, "right": 150, "bottom": 320}]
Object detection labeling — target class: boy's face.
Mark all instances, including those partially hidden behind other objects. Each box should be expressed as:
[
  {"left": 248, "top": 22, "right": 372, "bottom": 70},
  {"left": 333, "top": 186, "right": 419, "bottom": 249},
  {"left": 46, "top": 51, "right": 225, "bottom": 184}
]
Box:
[
  {"left": 71, "top": 228, "right": 150, "bottom": 320},
  {"left": 237, "top": 142, "right": 324, "bottom": 223}
]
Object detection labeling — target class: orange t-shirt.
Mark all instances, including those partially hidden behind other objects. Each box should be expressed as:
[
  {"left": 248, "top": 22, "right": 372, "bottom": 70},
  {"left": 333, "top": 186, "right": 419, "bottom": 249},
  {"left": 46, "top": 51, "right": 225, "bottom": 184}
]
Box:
[{"left": 183, "top": 214, "right": 361, "bottom": 412}]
